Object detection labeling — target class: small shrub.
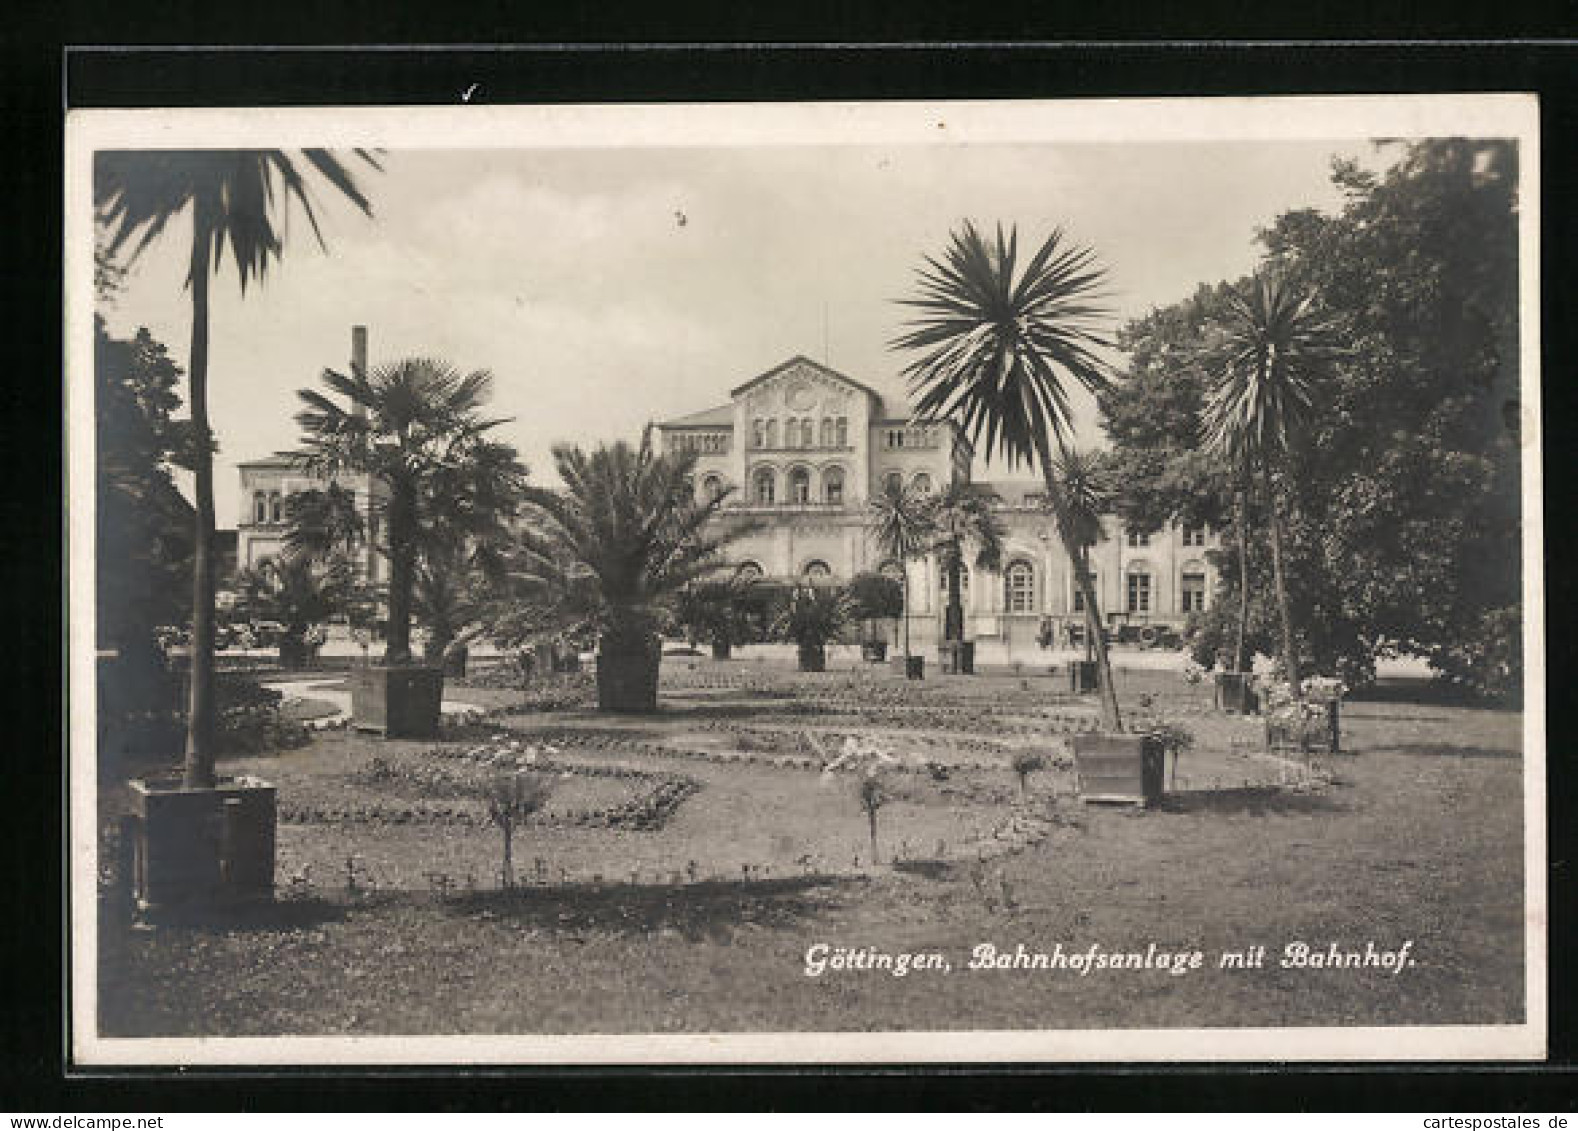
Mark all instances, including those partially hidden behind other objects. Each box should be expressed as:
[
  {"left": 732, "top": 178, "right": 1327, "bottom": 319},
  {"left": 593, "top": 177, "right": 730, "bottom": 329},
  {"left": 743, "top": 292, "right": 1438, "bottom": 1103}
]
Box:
[
  {"left": 485, "top": 772, "right": 556, "bottom": 889},
  {"left": 1010, "top": 751, "right": 1047, "bottom": 799}
]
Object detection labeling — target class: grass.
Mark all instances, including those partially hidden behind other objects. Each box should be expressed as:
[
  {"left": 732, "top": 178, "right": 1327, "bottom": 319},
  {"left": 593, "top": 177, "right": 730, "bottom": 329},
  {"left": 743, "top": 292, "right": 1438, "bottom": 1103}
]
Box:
[{"left": 95, "top": 663, "right": 1525, "bottom": 1038}]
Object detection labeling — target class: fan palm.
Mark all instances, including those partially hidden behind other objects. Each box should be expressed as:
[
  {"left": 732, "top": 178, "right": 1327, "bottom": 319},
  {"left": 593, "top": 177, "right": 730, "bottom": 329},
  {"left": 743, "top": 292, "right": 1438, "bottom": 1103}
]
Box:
[
  {"left": 864, "top": 478, "right": 932, "bottom": 659},
  {"left": 924, "top": 483, "right": 1005, "bottom": 649},
  {"left": 1201, "top": 266, "right": 1340, "bottom": 698},
  {"left": 514, "top": 427, "right": 752, "bottom": 711},
  {"left": 294, "top": 357, "right": 527, "bottom": 664},
  {"left": 96, "top": 148, "right": 379, "bottom": 788},
  {"left": 893, "top": 220, "right": 1123, "bottom": 728}
]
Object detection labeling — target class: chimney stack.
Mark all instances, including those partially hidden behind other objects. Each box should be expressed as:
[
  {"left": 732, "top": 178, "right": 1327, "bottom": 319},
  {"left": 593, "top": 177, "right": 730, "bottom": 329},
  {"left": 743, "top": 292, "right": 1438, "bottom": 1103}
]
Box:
[{"left": 350, "top": 325, "right": 368, "bottom": 419}]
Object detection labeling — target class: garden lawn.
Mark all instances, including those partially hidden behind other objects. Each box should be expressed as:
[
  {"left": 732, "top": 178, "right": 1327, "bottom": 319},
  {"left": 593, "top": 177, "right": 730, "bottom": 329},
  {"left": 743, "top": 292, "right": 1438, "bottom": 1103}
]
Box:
[{"left": 96, "top": 665, "right": 1525, "bottom": 1037}]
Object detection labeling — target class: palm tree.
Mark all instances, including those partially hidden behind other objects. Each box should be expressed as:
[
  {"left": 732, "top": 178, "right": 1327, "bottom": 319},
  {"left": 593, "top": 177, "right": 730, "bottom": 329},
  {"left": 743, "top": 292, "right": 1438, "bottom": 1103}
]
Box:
[
  {"left": 924, "top": 482, "right": 1005, "bottom": 655},
  {"left": 294, "top": 358, "right": 527, "bottom": 665},
  {"left": 239, "top": 552, "right": 354, "bottom": 663},
  {"left": 865, "top": 479, "right": 932, "bottom": 660},
  {"left": 892, "top": 220, "right": 1123, "bottom": 729},
  {"left": 515, "top": 428, "right": 752, "bottom": 712},
  {"left": 96, "top": 149, "right": 379, "bottom": 788},
  {"left": 1201, "top": 266, "right": 1339, "bottom": 700},
  {"left": 1048, "top": 446, "right": 1110, "bottom": 665}
]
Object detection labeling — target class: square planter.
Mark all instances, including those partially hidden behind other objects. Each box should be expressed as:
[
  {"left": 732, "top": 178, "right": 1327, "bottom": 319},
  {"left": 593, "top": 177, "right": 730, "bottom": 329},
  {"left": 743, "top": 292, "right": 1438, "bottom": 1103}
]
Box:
[
  {"left": 1214, "top": 671, "right": 1257, "bottom": 714},
  {"left": 350, "top": 665, "right": 445, "bottom": 738},
  {"left": 711, "top": 641, "right": 733, "bottom": 661},
  {"left": 1068, "top": 659, "right": 1100, "bottom": 694},
  {"left": 1071, "top": 734, "right": 1165, "bottom": 807},
  {"left": 861, "top": 641, "right": 889, "bottom": 663},
  {"left": 443, "top": 644, "right": 469, "bottom": 679},
  {"left": 905, "top": 655, "right": 926, "bottom": 680},
  {"left": 939, "top": 640, "right": 975, "bottom": 675},
  {"left": 277, "top": 639, "right": 321, "bottom": 670},
  {"left": 128, "top": 775, "right": 277, "bottom": 909}
]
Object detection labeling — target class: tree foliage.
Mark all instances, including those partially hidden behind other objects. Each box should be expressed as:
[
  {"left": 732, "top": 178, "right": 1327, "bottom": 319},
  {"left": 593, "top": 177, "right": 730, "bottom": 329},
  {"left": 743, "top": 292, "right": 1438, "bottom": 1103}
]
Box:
[{"left": 1102, "top": 140, "right": 1522, "bottom": 695}]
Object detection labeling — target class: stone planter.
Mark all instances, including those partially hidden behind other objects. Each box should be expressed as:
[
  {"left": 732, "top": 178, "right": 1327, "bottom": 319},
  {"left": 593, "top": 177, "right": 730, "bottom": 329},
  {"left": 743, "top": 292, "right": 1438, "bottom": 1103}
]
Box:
[
  {"left": 1071, "top": 734, "right": 1165, "bottom": 807},
  {"left": 596, "top": 632, "right": 660, "bottom": 712},
  {"left": 443, "top": 643, "right": 469, "bottom": 679},
  {"left": 939, "top": 640, "right": 975, "bottom": 675},
  {"left": 711, "top": 641, "right": 733, "bottom": 661},
  {"left": 127, "top": 775, "right": 277, "bottom": 909},
  {"left": 797, "top": 643, "right": 827, "bottom": 672},
  {"left": 350, "top": 664, "right": 445, "bottom": 738},
  {"left": 861, "top": 641, "right": 889, "bottom": 662},
  {"left": 1068, "top": 659, "right": 1100, "bottom": 694},
  {"left": 905, "top": 655, "right": 926, "bottom": 680},
  {"left": 1214, "top": 671, "right": 1257, "bottom": 714}
]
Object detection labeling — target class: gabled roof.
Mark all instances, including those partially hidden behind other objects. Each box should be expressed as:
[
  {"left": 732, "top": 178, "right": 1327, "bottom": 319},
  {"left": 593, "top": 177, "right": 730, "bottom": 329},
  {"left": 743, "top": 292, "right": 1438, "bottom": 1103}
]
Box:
[
  {"left": 658, "top": 403, "right": 734, "bottom": 428},
  {"left": 729, "top": 355, "right": 888, "bottom": 406}
]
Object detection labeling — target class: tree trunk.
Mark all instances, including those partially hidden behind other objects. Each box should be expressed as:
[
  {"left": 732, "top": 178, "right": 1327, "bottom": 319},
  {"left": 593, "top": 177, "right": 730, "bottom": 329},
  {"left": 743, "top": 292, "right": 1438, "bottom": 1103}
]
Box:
[
  {"left": 867, "top": 809, "right": 878, "bottom": 864},
  {"left": 501, "top": 823, "right": 514, "bottom": 889},
  {"left": 182, "top": 209, "right": 217, "bottom": 789},
  {"left": 900, "top": 567, "right": 911, "bottom": 658},
  {"left": 384, "top": 483, "right": 415, "bottom": 664},
  {"left": 944, "top": 549, "right": 964, "bottom": 643},
  {"left": 1264, "top": 465, "right": 1303, "bottom": 701},
  {"left": 1232, "top": 464, "right": 1251, "bottom": 674},
  {"left": 1039, "top": 460, "right": 1122, "bottom": 732}
]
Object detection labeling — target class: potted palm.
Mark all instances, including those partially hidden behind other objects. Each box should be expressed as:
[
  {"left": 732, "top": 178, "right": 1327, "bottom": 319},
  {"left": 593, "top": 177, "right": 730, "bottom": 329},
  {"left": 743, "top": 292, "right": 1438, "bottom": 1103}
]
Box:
[
  {"left": 772, "top": 583, "right": 855, "bottom": 673},
  {"left": 675, "top": 575, "right": 755, "bottom": 660},
  {"left": 238, "top": 551, "right": 352, "bottom": 671},
  {"left": 926, "top": 483, "right": 1004, "bottom": 675},
  {"left": 1049, "top": 448, "right": 1111, "bottom": 696},
  {"left": 894, "top": 219, "right": 1132, "bottom": 796},
  {"left": 97, "top": 148, "right": 377, "bottom": 907},
  {"left": 515, "top": 428, "right": 753, "bottom": 713},
  {"left": 294, "top": 357, "right": 526, "bottom": 738},
  {"left": 866, "top": 479, "right": 930, "bottom": 679},
  {"left": 848, "top": 571, "right": 903, "bottom": 662}
]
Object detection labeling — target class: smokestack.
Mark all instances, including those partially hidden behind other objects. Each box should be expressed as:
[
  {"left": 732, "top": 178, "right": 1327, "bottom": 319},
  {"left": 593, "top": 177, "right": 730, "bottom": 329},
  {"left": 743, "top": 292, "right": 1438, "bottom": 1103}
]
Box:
[{"left": 350, "top": 325, "right": 368, "bottom": 419}]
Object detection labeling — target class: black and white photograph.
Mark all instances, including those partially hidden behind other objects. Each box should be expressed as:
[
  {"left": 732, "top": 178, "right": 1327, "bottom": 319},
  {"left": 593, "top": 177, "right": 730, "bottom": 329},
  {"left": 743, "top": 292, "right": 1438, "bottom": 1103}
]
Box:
[{"left": 66, "top": 95, "right": 1544, "bottom": 1064}]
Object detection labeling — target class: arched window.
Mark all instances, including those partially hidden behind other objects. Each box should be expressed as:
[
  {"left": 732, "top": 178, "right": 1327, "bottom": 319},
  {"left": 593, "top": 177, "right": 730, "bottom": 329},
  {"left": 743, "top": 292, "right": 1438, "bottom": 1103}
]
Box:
[
  {"left": 735, "top": 561, "right": 764, "bottom": 582},
  {"left": 788, "top": 467, "right": 812, "bottom": 504},
  {"left": 801, "top": 419, "right": 815, "bottom": 448},
  {"left": 753, "top": 419, "right": 765, "bottom": 448},
  {"left": 785, "top": 417, "right": 798, "bottom": 448},
  {"left": 836, "top": 417, "right": 848, "bottom": 447},
  {"left": 702, "top": 474, "right": 723, "bottom": 501},
  {"left": 802, "top": 560, "right": 833, "bottom": 585},
  {"left": 269, "top": 491, "right": 283, "bottom": 524},
  {"left": 765, "top": 419, "right": 778, "bottom": 448},
  {"left": 821, "top": 417, "right": 834, "bottom": 446},
  {"left": 252, "top": 491, "right": 267, "bottom": 524},
  {"left": 1005, "top": 560, "right": 1036, "bottom": 613},
  {"left": 753, "top": 467, "right": 776, "bottom": 505},
  {"left": 940, "top": 563, "right": 971, "bottom": 595},
  {"left": 883, "top": 471, "right": 904, "bottom": 495},
  {"left": 912, "top": 472, "right": 933, "bottom": 495},
  {"left": 823, "top": 466, "right": 845, "bottom": 506}
]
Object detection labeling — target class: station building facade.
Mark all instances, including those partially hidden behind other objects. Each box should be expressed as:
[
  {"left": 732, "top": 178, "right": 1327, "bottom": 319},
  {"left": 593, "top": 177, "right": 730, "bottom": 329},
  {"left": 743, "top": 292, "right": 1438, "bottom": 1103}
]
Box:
[{"left": 656, "top": 355, "right": 1220, "bottom": 655}]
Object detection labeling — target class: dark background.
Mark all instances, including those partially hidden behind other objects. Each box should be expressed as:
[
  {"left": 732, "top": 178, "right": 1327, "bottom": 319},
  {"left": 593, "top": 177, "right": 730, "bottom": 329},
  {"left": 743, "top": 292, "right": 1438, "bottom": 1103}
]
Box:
[{"left": 4, "top": 18, "right": 1575, "bottom": 1112}]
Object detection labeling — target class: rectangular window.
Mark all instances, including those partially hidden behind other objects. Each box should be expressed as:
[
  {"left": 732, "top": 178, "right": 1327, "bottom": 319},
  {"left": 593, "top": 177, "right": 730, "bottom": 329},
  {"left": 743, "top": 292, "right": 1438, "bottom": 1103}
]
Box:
[
  {"left": 1181, "top": 572, "right": 1207, "bottom": 613},
  {"left": 1072, "top": 572, "right": 1096, "bottom": 613},
  {"left": 1127, "top": 573, "right": 1151, "bottom": 614},
  {"left": 1182, "top": 524, "right": 1206, "bottom": 547},
  {"left": 1126, "top": 529, "right": 1151, "bottom": 548}
]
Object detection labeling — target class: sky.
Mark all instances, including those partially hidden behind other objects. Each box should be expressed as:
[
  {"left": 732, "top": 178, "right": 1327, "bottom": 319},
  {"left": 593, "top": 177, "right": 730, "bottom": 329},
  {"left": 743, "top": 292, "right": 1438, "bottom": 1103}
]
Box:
[{"left": 97, "top": 139, "right": 1392, "bottom": 525}]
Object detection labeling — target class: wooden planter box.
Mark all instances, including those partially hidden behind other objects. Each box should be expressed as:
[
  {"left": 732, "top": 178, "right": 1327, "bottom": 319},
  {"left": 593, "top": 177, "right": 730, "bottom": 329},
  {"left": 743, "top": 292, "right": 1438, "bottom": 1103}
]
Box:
[
  {"left": 443, "top": 644, "right": 469, "bottom": 679},
  {"left": 128, "top": 775, "right": 277, "bottom": 909},
  {"left": 939, "top": 640, "right": 975, "bottom": 675},
  {"left": 797, "top": 643, "right": 827, "bottom": 672},
  {"left": 1071, "top": 734, "right": 1165, "bottom": 807},
  {"left": 893, "top": 655, "right": 925, "bottom": 679},
  {"left": 1068, "top": 659, "right": 1100, "bottom": 694},
  {"left": 711, "top": 641, "right": 733, "bottom": 660},
  {"left": 861, "top": 641, "right": 889, "bottom": 662},
  {"left": 350, "top": 665, "right": 445, "bottom": 738},
  {"left": 1267, "top": 698, "right": 1341, "bottom": 754},
  {"left": 1214, "top": 671, "right": 1257, "bottom": 714}
]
